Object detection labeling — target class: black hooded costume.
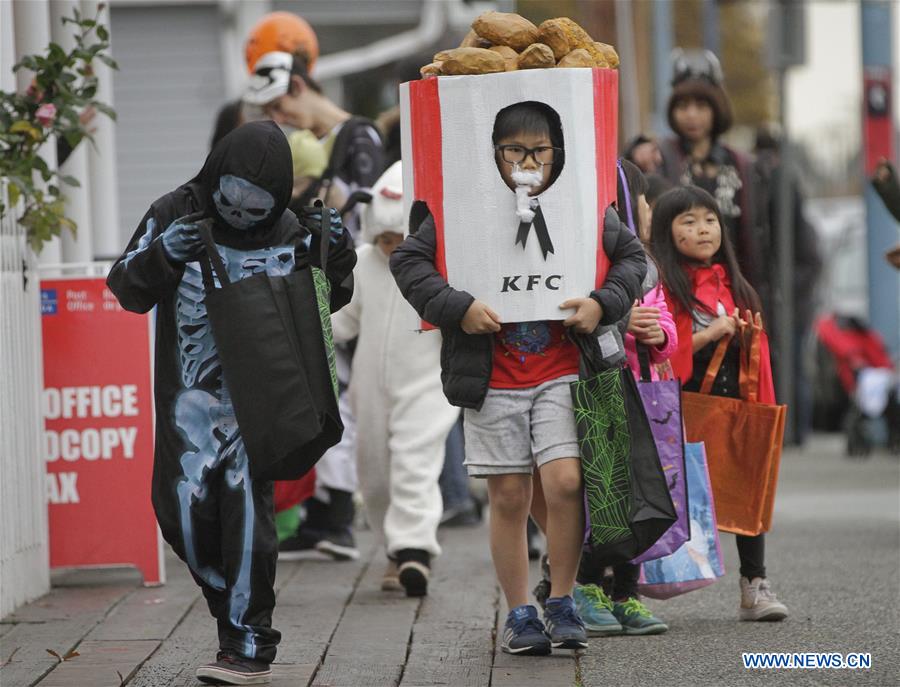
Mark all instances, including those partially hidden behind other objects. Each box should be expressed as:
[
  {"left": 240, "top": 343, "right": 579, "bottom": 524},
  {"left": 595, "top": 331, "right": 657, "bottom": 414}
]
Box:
[{"left": 107, "top": 121, "right": 356, "bottom": 663}]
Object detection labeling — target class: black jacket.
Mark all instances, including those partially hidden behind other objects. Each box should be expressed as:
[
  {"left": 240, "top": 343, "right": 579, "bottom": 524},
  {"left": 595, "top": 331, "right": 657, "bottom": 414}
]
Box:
[
  {"left": 106, "top": 121, "right": 356, "bottom": 493},
  {"left": 658, "top": 136, "right": 768, "bottom": 302},
  {"left": 390, "top": 206, "right": 647, "bottom": 409}
]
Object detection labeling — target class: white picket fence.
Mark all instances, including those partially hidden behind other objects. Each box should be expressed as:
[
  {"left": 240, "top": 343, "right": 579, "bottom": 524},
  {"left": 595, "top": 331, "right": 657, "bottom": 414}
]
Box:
[{"left": 0, "top": 180, "right": 50, "bottom": 617}]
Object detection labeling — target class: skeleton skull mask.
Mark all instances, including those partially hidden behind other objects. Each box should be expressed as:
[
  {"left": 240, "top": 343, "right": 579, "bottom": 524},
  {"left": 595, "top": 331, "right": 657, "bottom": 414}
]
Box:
[{"left": 213, "top": 175, "right": 276, "bottom": 231}]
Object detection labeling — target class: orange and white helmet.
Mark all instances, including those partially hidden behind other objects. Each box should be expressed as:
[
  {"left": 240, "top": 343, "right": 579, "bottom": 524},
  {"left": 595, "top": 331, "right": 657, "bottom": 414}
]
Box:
[{"left": 245, "top": 11, "right": 319, "bottom": 73}]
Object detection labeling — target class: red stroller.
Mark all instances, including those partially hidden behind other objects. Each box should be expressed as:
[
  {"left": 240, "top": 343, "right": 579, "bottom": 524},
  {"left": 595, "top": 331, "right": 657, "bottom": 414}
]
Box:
[{"left": 813, "top": 315, "right": 899, "bottom": 456}]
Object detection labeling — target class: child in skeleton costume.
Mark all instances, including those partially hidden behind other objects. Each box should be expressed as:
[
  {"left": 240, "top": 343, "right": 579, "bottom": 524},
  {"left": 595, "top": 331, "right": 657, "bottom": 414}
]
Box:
[
  {"left": 107, "top": 121, "right": 356, "bottom": 685},
  {"left": 330, "top": 161, "right": 460, "bottom": 597}
]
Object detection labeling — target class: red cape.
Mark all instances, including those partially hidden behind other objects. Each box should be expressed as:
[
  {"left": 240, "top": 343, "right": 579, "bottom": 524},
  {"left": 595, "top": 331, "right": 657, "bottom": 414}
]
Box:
[{"left": 664, "top": 289, "right": 776, "bottom": 405}]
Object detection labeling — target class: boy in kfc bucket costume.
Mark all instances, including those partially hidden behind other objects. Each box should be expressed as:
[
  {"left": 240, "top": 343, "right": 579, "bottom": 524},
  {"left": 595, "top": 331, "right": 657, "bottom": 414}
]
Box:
[{"left": 392, "top": 67, "right": 646, "bottom": 654}]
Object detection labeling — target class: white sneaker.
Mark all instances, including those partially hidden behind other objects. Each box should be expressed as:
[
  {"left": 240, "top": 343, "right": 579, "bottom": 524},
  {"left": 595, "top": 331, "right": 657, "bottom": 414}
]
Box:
[{"left": 740, "top": 577, "right": 789, "bottom": 622}]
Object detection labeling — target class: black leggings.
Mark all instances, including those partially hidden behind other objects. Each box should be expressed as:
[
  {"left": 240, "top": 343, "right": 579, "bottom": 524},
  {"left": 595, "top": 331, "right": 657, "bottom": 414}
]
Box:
[
  {"left": 577, "top": 549, "right": 641, "bottom": 601},
  {"left": 736, "top": 533, "right": 766, "bottom": 579},
  {"left": 578, "top": 534, "right": 767, "bottom": 597}
]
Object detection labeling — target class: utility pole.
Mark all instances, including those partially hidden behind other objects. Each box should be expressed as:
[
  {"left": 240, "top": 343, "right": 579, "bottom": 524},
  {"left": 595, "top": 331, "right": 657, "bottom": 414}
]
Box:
[
  {"left": 702, "top": 0, "right": 720, "bottom": 57},
  {"left": 860, "top": 1, "right": 900, "bottom": 355},
  {"left": 651, "top": 0, "right": 673, "bottom": 136},
  {"left": 615, "top": 0, "right": 639, "bottom": 142},
  {"left": 767, "top": 0, "right": 805, "bottom": 443}
]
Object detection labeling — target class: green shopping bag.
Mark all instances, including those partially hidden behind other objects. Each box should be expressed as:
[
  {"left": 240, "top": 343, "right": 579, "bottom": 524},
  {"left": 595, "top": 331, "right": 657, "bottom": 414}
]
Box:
[{"left": 570, "top": 333, "right": 676, "bottom": 564}]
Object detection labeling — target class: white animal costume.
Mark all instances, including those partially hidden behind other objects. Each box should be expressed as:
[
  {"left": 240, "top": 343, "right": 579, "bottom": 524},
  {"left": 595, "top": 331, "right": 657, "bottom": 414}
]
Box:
[{"left": 331, "top": 161, "right": 460, "bottom": 557}]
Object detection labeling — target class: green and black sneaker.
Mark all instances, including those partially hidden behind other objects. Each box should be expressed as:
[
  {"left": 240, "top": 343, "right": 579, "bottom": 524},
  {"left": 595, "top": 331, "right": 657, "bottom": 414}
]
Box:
[{"left": 611, "top": 597, "right": 668, "bottom": 635}]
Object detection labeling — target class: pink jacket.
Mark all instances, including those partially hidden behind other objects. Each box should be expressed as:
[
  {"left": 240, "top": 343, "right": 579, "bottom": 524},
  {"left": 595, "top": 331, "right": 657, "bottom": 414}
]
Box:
[{"left": 624, "top": 284, "right": 678, "bottom": 381}]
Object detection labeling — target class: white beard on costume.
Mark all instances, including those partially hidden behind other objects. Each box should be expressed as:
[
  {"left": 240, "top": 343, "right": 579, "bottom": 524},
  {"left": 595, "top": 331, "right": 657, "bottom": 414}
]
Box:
[{"left": 510, "top": 165, "right": 543, "bottom": 223}]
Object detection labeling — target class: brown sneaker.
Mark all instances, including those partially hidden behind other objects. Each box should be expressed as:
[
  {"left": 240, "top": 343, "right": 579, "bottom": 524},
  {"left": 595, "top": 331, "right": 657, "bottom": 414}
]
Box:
[
  {"left": 381, "top": 559, "right": 403, "bottom": 592},
  {"left": 740, "top": 577, "right": 789, "bottom": 622},
  {"left": 196, "top": 651, "right": 271, "bottom": 685}
]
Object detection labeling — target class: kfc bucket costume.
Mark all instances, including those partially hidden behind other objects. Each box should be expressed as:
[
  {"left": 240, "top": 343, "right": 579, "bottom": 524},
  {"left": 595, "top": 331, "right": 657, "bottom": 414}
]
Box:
[{"left": 393, "top": 68, "right": 646, "bottom": 409}]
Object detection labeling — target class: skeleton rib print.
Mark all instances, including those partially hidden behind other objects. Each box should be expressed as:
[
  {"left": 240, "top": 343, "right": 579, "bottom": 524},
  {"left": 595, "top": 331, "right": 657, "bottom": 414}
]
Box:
[{"left": 171, "top": 242, "right": 296, "bottom": 659}]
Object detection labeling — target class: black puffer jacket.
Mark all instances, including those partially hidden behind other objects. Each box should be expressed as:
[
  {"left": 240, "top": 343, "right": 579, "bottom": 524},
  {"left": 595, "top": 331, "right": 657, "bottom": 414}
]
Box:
[{"left": 390, "top": 205, "right": 647, "bottom": 410}]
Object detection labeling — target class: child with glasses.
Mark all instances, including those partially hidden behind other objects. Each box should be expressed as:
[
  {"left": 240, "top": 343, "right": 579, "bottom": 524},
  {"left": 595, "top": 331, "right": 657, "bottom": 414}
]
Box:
[{"left": 391, "top": 101, "right": 646, "bottom": 655}]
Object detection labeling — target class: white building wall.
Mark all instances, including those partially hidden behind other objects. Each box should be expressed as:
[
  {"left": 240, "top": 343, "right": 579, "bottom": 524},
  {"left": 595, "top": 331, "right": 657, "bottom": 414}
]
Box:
[{"left": 109, "top": 3, "right": 226, "bottom": 244}]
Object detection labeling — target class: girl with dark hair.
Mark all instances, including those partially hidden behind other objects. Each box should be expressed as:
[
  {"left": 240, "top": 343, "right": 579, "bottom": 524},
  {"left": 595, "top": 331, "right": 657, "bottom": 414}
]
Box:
[
  {"left": 567, "top": 159, "right": 676, "bottom": 636},
  {"left": 650, "top": 185, "right": 790, "bottom": 622},
  {"left": 657, "top": 50, "right": 768, "bottom": 305}
]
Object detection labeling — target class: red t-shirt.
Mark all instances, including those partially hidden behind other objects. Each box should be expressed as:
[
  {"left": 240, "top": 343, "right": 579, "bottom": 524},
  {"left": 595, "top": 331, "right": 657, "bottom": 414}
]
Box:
[{"left": 490, "top": 321, "right": 580, "bottom": 389}]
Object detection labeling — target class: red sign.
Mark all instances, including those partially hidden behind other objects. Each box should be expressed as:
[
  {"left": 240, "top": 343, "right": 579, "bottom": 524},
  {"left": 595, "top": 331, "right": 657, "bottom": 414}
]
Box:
[
  {"left": 863, "top": 66, "right": 894, "bottom": 176},
  {"left": 41, "top": 277, "right": 163, "bottom": 584}
]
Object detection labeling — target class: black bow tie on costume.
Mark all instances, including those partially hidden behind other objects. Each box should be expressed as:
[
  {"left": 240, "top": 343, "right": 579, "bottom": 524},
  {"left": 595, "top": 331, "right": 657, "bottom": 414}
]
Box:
[{"left": 516, "top": 201, "right": 554, "bottom": 260}]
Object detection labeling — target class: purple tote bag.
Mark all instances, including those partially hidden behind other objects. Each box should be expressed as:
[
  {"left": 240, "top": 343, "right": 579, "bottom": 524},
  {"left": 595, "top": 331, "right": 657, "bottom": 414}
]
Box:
[
  {"left": 638, "top": 441, "right": 725, "bottom": 599},
  {"left": 630, "top": 347, "right": 689, "bottom": 564}
]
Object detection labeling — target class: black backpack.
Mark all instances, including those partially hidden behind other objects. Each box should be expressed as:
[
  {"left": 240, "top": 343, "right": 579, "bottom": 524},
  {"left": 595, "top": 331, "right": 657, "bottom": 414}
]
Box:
[{"left": 290, "top": 117, "right": 379, "bottom": 218}]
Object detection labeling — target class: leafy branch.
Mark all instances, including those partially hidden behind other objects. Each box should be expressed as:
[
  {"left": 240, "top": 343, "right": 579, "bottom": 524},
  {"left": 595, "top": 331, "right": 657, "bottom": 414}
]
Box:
[{"left": 0, "top": 3, "right": 117, "bottom": 253}]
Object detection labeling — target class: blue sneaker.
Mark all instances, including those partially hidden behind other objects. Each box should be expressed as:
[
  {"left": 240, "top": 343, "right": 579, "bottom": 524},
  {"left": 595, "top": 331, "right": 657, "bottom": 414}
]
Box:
[
  {"left": 544, "top": 596, "right": 589, "bottom": 651},
  {"left": 501, "top": 605, "right": 551, "bottom": 656},
  {"left": 612, "top": 597, "right": 669, "bottom": 635},
  {"left": 573, "top": 584, "right": 623, "bottom": 636}
]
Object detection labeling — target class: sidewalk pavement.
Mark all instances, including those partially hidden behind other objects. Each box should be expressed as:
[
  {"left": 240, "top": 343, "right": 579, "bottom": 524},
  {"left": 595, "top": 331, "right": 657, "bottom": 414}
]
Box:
[{"left": 1, "top": 433, "right": 898, "bottom": 686}]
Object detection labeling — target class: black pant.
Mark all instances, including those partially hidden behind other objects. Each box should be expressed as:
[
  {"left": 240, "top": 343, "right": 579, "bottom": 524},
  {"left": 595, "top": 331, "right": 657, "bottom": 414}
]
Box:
[
  {"left": 736, "top": 533, "right": 766, "bottom": 579},
  {"left": 577, "top": 548, "right": 640, "bottom": 601},
  {"left": 153, "top": 432, "right": 280, "bottom": 663}
]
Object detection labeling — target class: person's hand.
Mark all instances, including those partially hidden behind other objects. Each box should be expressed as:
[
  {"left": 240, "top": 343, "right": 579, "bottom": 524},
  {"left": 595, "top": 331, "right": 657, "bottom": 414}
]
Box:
[
  {"left": 299, "top": 206, "right": 344, "bottom": 244},
  {"left": 742, "top": 310, "right": 764, "bottom": 337},
  {"left": 885, "top": 243, "right": 900, "bottom": 270},
  {"left": 874, "top": 158, "right": 893, "bottom": 184},
  {"left": 461, "top": 300, "right": 501, "bottom": 334},
  {"left": 638, "top": 326, "right": 666, "bottom": 347},
  {"left": 628, "top": 301, "right": 665, "bottom": 342},
  {"left": 160, "top": 213, "right": 211, "bottom": 263},
  {"left": 707, "top": 308, "right": 745, "bottom": 342},
  {"left": 561, "top": 297, "right": 603, "bottom": 334}
]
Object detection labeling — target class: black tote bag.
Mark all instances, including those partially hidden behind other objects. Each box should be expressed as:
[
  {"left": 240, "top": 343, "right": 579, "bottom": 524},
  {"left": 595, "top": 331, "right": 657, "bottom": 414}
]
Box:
[
  {"left": 570, "top": 332, "right": 677, "bottom": 564},
  {"left": 198, "top": 213, "right": 342, "bottom": 481}
]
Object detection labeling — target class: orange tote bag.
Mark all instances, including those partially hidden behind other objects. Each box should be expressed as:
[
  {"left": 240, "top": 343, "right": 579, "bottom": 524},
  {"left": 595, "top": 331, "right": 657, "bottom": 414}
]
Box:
[{"left": 681, "top": 323, "right": 785, "bottom": 536}]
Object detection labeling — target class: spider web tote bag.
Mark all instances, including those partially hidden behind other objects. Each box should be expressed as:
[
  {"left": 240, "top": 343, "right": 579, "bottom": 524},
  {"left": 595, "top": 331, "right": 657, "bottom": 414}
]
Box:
[
  {"left": 681, "top": 326, "right": 785, "bottom": 536},
  {"left": 571, "top": 333, "right": 676, "bottom": 564},
  {"left": 197, "top": 215, "right": 342, "bottom": 481}
]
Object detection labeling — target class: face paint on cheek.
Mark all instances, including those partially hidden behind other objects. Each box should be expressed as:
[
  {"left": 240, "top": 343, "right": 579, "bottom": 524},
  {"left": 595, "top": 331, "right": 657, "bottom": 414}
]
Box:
[{"left": 213, "top": 175, "right": 276, "bottom": 231}]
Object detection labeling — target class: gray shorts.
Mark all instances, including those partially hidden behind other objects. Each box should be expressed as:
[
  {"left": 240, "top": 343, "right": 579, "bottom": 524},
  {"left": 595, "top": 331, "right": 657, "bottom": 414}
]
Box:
[{"left": 463, "top": 374, "right": 579, "bottom": 477}]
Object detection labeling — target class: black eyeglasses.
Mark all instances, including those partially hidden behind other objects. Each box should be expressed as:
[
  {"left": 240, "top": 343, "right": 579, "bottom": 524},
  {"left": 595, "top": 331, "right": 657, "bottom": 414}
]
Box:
[{"left": 494, "top": 144, "right": 560, "bottom": 165}]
